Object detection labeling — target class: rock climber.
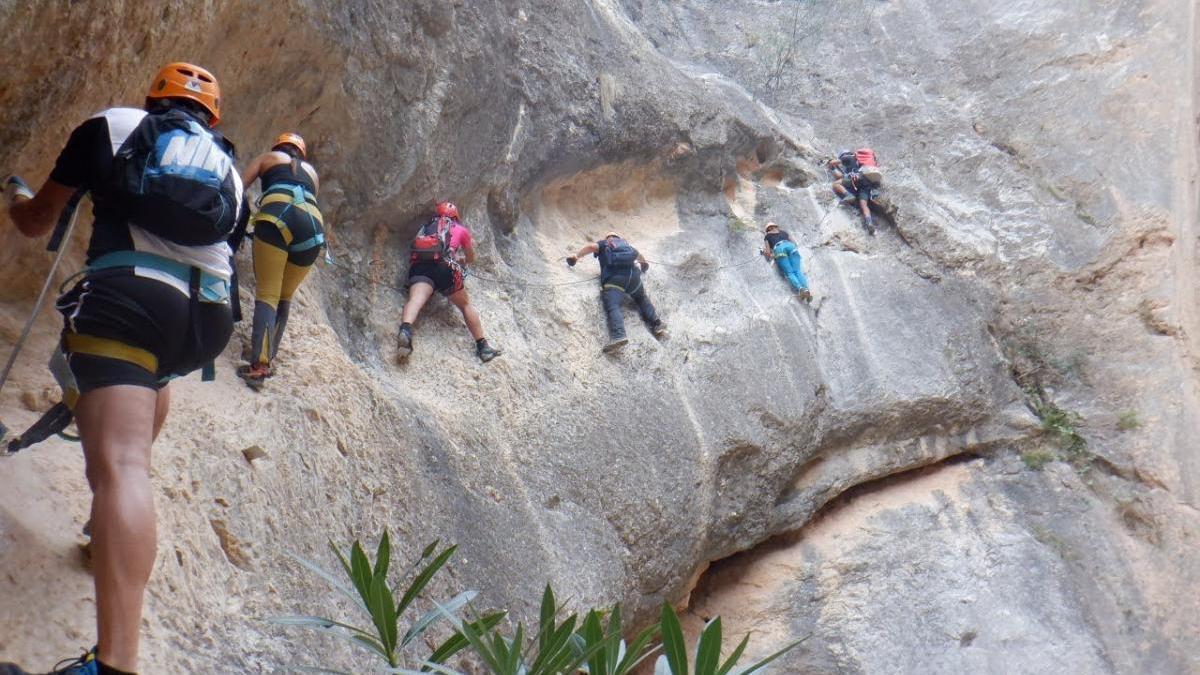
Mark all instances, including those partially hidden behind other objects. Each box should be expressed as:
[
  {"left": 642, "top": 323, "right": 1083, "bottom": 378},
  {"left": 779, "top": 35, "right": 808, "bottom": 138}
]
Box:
[
  {"left": 567, "top": 231, "right": 667, "bottom": 354},
  {"left": 396, "top": 201, "right": 501, "bottom": 363},
  {"left": 761, "top": 222, "right": 812, "bottom": 302},
  {"left": 1, "top": 63, "right": 242, "bottom": 675},
  {"left": 827, "top": 148, "right": 882, "bottom": 235},
  {"left": 236, "top": 132, "right": 325, "bottom": 389}
]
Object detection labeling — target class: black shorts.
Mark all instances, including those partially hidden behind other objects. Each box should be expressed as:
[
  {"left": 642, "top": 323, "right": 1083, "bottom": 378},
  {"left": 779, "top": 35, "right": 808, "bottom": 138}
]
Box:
[
  {"left": 840, "top": 175, "right": 876, "bottom": 201},
  {"left": 407, "top": 261, "right": 464, "bottom": 296},
  {"left": 55, "top": 271, "right": 234, "bottom": 392}
]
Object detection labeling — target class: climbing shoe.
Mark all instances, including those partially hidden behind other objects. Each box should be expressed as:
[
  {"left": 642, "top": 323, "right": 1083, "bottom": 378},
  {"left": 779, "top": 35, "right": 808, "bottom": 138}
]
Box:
[
  {"left": 49, "top": 648, "right": 100, "bottom": 675},
  {"left": 602, "top": 337, "right": 629, "bottom": 354},
  {"left": 476, "top": 340, "right": 502, "bottom": 363},
  {"left": 396, "top": 325, "right": 414, "bottom": 358},
  {"left": 797, "top": 288, "right": 813, "bottom": 303},
  {"left": 237, "top": 363, "right": 270, "bottom": 390},
  {"left": 864, "top": 216, "right": 876, "bottom": 236},
  {"left": 0, "top": 647, "right": 100, "bottom": 674},
  {"left": 651, "top": 321, "right": 669, "bottom": 339}
]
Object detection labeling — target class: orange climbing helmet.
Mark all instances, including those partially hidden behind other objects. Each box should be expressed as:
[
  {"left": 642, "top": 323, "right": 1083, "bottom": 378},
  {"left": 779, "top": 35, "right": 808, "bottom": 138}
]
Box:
[
  {"left": 146, "top": 60, "right": 222, "bottom": 125},
  {"left": 272, "top": 132, "right": 307, "bottom": 158},
  {"left": 436, "top": 201, "right": 460, "bottom": 220},
  {"left": 146, "top": 62, "right": 222, "bottom": 126}
]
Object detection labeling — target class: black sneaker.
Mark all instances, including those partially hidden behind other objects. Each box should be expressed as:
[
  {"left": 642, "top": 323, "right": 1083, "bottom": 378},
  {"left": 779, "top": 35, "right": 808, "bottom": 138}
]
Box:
[
  {"left": 476, "top": 341, "right": 501, "bottom": 363},
  {"left": 602, "top": 337, "right": 629, "bottom": 354},
  {"left": 397, "top": 325, "right": 414, "bottom": 357}
]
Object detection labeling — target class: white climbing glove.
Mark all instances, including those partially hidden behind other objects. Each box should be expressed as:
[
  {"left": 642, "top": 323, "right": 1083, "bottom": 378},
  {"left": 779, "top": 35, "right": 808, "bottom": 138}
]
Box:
[{"left": 3, "top": 175, "right": 34, "bottom": 205}]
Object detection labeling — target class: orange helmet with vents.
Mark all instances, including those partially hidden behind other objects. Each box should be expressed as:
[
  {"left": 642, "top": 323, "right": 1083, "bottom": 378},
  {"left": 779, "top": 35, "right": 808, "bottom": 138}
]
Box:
[
  {"left": 146, "top": 62, "right": 221, "bottom": 126},
  {"left": 436, "top": 201, "right": 459, "bottom": 219},
  {"left": 272, "top": 132, "right": 306, "bottom": 158}
]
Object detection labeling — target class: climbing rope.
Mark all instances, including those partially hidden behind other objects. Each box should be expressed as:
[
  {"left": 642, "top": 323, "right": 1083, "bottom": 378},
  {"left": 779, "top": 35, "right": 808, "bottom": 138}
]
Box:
[
  {"left": 325, "top": 249, "right": 776, "bottom": 292},
  {"left": 325, "top": 255, "right": 603, "bottom": 291},
  {"left": 642, "top": 254, "right": 762, "bottom": 270},
  {"left": 0, "top": 189, "right": 85, "bottom": 401}
]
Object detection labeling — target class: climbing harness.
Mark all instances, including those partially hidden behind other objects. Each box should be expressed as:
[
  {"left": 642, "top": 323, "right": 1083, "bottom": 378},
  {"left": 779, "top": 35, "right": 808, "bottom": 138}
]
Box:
[{"left": 255, "top": 183, "right": 326, "bottom": 252}]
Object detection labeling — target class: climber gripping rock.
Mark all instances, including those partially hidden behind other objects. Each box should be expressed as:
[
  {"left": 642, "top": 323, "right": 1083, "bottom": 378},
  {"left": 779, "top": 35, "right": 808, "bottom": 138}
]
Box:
[
  {"left": 397, "top": 201, "right": 501, "bottom": 363},
  {"left": 828, "top": 147, "right": 883, "bottom": 235},
  {"left": 1, "top": 63, "right": 241, "bottom": 675},
  {"left": 237, "top": 132, "right": 327, "bottom": 389},
  {"left": 567, "top": 232, "right": 667, "bottom": 354},
  {"left": 762, "top": 222, "right": 812, "bottom": 302}
]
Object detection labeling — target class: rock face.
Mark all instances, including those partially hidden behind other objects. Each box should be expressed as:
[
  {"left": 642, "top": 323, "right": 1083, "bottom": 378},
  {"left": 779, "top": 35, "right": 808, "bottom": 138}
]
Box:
[{"left": 0, "top": 1, "right": 1196, "bottom": 673}]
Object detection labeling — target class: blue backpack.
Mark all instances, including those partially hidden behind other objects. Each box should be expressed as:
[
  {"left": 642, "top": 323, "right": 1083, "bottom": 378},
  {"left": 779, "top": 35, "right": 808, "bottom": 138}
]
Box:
[
  {"left": 600, "top": 237, "right": 639, "bottom": 269},
  {"left": 106, "top": 108, "right": 239, "bottom": 246}
]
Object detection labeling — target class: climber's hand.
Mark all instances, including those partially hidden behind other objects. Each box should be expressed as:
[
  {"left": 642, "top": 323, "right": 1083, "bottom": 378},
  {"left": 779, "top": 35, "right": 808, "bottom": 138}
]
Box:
[
  {"left": 638, "top": 260, "right": 649, "bottom": 272},
  {"left": 566, "top": 256, "right": 577, "bottom": 267}
]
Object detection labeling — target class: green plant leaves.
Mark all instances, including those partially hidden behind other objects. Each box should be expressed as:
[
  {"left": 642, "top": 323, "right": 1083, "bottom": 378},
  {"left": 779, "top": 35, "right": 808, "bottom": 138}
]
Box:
[
  {"left": 693, "top": 618, "right": 721, "bottom": 675},
  {"left": 424, "top": 611, "right": 506, "bottom": 671},
  {"left": 376, "top": 529, "right": 392, "bottom": 582},
  {"left": 288, "top": 550, "right": 366, "bottom": 613},
  {"left": 398, "top": 544, "right": 458, "bottom": 618},
  {"left": 276, "top": 534, "right": 467, "bottom": 672},
  {"left": 277, "top": 535, "right": 805, "bottom": 675},
  {"left": 403, "top": 590, "right": 477, "bottom": 649},
  {"left": 659, "top": 604, "right": 688, "bottom": 675},
  {"left": 573, "top": 605, "right": 659, "bottom": 675},
  {"left": 715, "top": 634, "right": 748, "bottom": 675},
  {"left": 367, "top": 571, "right": 400, "bottom": 662},
  {"left": 733, "top": 634, "right": 810, "bottom": 675}
]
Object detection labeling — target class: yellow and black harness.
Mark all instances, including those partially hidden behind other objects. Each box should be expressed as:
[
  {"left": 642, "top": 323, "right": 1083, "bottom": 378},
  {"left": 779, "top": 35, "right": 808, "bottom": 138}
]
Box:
[{"left": 253, "top": 183, "right": 325, "bottom": 252}]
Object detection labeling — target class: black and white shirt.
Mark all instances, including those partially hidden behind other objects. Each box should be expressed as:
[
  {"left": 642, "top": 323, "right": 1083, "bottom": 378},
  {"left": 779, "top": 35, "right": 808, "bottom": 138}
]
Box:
[{"left": 50, "top": 107, "right": 240, "bottom": 295}]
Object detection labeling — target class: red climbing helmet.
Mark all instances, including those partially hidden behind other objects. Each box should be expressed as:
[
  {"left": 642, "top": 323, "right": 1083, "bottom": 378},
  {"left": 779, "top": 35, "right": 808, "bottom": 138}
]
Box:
[{"left": 436, "top": 201, "right": 459, "bottom": 219}]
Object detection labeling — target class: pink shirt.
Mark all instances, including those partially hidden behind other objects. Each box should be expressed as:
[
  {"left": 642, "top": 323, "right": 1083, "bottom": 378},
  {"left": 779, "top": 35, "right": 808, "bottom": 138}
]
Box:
[{"left": 448, "top": 222, "right": 473, "bottom": 253}]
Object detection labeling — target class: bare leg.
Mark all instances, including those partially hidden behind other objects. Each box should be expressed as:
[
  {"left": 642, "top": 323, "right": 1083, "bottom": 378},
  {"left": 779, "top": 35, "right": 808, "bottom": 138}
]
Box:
[
  {"left": 402, "top": 282, "right": 435, "bottom": 325},
  {"left": 448, "top": 288, "right": 485, "bottom": 340},
  {"left": 78, "top": 385, "right": 159, "bottom": 673},
  {"left": 152, "top": 385, "right": 170, "bottom": 441}
]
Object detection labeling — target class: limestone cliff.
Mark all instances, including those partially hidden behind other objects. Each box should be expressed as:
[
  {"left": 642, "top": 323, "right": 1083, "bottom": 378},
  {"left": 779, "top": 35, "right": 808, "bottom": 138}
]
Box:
[{"left": 0, "top": 1, "right": 1196, "bottom": 673}]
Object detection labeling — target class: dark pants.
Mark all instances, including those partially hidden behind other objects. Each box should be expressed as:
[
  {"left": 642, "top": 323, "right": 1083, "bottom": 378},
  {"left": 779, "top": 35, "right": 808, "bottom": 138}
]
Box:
[{"left": 601, "top": 271, "right": 659, "bottom": 340}]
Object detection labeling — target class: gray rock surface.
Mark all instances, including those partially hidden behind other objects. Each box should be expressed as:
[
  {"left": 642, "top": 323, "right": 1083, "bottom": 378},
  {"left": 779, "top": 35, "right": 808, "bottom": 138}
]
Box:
[{"left": 0, "top": 0, "right": 1195, "bottom": 673}]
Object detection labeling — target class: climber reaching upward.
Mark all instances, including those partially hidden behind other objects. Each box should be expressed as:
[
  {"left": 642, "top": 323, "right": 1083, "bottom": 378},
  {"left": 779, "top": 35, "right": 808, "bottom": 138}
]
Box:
[
  {"left": 761, "top": 222, "right": 812, "bottom": 302},
  {"left": 567, "top": 232, "right": 667, "bottom": 354},
  {"left": 397, "top": 201, "right": 501, "bottom": 363},
  {"left": 237, "top": 132, "right": 326, "bottom": 389},
  {"left": 1, "top": 62, "right": 241, "bottom": 675}
]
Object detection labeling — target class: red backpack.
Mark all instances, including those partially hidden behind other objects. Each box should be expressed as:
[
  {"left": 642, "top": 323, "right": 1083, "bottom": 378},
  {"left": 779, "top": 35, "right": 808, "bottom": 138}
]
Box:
[
  {"left": 855, "top": 148, "right": 883, "bottom": 186},
  {"left": 410, "top": 216, "right": 454, "bottom": 263}
]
